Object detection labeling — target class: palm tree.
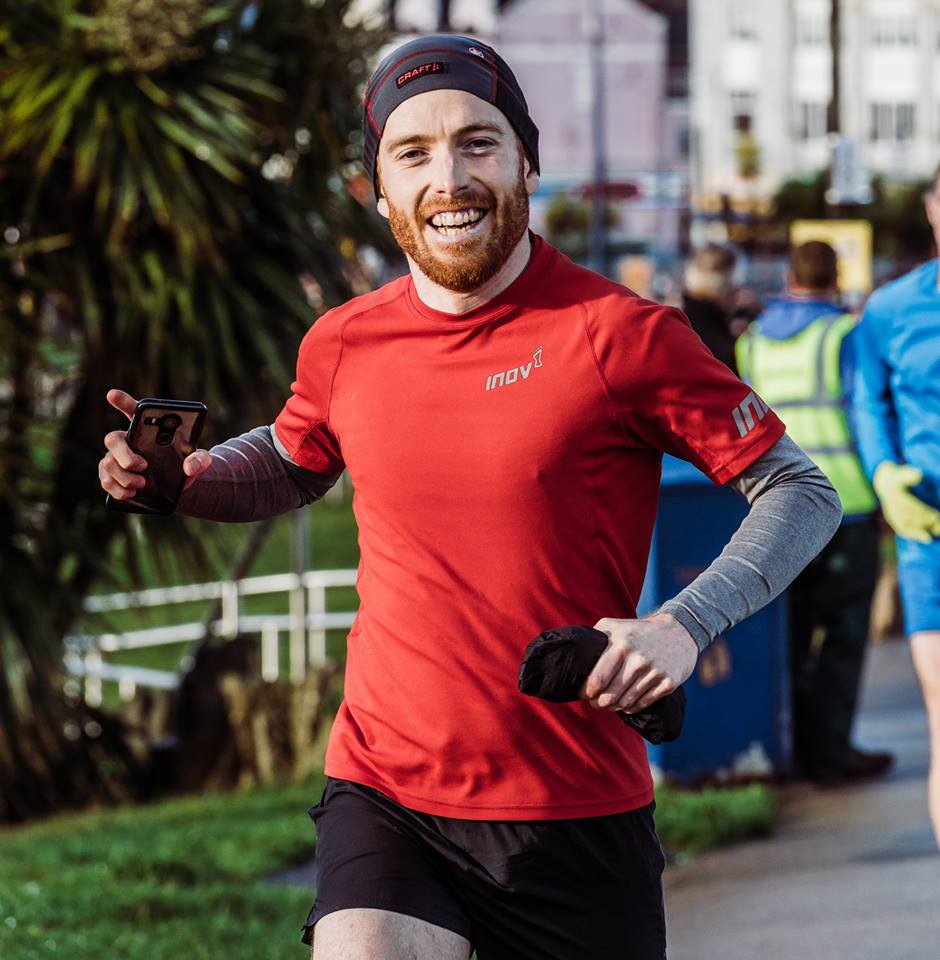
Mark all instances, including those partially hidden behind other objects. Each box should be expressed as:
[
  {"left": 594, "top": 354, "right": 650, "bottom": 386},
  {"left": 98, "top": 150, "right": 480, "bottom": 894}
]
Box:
[{"left": 0, "top": 0, "right": 390, "bottom": 821}]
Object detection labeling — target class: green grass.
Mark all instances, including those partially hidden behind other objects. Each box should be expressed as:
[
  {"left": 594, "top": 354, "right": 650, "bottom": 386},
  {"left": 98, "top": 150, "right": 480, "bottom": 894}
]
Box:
[
  {"left": 76, "top": 497, "right": 360, "bottom": 702},
  {"left": 0, "top": 774, "right": 777, "bottom": 960},
  {"left": 0, "top": 777, "right": 327, "bottom": 960},
  {"left": 654, "top": 783, "right": 778, "bottom": 853},
  {"left": 88, "top": 496, "right": 359, "bottom": 620}
]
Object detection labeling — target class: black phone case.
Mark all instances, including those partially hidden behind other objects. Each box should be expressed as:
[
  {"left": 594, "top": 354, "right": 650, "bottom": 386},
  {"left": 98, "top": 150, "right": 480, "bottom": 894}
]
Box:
[{"left": 105, "top": 398, "right": 207, "bottom": 515}]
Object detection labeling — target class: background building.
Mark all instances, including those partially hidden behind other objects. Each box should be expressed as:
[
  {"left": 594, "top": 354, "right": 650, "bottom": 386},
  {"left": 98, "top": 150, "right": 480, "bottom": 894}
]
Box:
[
  {"left": 351, "top": 0, "right": 691, "bottom": 264},
  {"left": 349, "top": 0, "right": 500, "bottom": 37},
  {"left": 691, "top": 0, "right": 940, "bottom": 209},
  {"left": 500, "top": 0, "right": 685, "bottom": 255}
]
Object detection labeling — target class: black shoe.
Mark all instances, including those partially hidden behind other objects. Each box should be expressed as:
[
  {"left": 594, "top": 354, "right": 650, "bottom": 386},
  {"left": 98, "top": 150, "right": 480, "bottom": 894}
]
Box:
[{"left": 810, "top": 747, "right": 894, "bottom": 785}]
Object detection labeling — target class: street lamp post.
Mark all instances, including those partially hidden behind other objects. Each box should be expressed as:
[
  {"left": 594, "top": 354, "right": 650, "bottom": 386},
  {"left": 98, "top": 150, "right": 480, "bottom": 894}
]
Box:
[
  {"left": 826, "top": 0, "right": 844, "bottom": 216},
  {"left": 587, "top": 0, "right": 608, "bottom": 276},
  {"left": 827, "top": 0, "right": 840, "bottom": 138}
]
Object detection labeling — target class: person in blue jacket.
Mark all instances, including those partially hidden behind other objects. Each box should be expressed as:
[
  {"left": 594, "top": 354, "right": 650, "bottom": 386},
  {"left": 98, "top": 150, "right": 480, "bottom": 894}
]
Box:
[{"left": 850, "top": 166, "right": 940, "bottom": 848}]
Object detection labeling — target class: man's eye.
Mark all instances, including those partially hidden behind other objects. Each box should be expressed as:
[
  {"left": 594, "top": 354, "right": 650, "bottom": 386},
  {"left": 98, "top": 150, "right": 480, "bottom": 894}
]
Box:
[
  {"left": 466, "top": 139, "right": 495, "bottom": 150},
  {"left": 397, "top": 149, "right": 425, "bottom": 161}
]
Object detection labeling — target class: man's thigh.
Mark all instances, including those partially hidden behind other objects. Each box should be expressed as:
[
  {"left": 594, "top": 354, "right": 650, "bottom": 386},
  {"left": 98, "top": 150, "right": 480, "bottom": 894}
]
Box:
[
  {"left": 911, "top": 631, "right": 940, "bottom": 723},
  {"left": 311, "top": 908, "right": 471, "bottom": 960}
]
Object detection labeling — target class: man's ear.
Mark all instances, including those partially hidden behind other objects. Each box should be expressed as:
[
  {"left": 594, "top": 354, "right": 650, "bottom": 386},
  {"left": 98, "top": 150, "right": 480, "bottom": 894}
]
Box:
[
  {"left": 375, "top": 163, "right": 390, "bottom": 219},
  {"left": 523, "top": 157, "right": 540, "bottom": 197}
]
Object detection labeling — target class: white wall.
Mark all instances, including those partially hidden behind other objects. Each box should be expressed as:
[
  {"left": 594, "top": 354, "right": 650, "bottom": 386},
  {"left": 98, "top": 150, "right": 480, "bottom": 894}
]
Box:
[{"left": 691, "top": 0, "right": 940, "bottom": 205}]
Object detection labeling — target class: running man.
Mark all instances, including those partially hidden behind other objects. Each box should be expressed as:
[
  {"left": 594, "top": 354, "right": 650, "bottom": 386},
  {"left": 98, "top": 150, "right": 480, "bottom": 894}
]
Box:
[
  {"left": 850, "top": 165, "right": 940, "bottom": 847},
  {"left": 98, "top": 35, "right": 842, "bottom": 960}
]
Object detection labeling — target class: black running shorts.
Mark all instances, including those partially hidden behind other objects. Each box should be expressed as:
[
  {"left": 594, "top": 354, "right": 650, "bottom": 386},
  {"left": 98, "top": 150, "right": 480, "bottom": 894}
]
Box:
[{"left": 302, "top": 778, "right": 667, "bottom": 959}]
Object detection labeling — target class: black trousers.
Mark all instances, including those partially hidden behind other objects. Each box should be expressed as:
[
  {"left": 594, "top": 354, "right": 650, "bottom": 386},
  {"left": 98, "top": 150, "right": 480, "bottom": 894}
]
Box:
[{"left": 788, "top": 516, "right": 880, "bottom": 773}]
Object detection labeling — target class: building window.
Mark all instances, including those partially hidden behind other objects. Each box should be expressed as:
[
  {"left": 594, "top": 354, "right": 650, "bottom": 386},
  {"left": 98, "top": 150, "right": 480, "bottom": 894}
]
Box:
[
  {"left": 678, "top": 125, "right": 691, "bottom": 159},
  {"left": 870, "top": 17, "right": 916, "bottom": 46},
  {"left": 869, "top": 103, "right": 889, "bottom": 140},
  {"left": 896, "top": 103, "right": 915, "bottom": 140},
  {"left": 794, "top": 101, "right": 828, "bottom": 140},
  {"left": 729, "top": 3, "right": 757, "bottom": 40},
  {"left": 796, "top": 18, "right": 828, "bottom": 46},
  {"left": 869, "top": 102, "right": 916, "bottom": 141},
  {"left": 730, "top": 91, "right": 757, "bottom": 133}
]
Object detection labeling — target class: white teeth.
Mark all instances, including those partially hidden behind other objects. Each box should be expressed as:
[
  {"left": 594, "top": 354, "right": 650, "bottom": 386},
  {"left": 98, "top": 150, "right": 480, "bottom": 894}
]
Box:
[{"left": 429, "top": 208, "right": 485, "bottom": 229}]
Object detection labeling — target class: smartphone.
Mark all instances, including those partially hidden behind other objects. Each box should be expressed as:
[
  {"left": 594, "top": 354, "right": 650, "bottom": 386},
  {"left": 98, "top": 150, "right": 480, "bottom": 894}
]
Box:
[{"left": 106, "top": 398, "right": 208, "bottom": 515}]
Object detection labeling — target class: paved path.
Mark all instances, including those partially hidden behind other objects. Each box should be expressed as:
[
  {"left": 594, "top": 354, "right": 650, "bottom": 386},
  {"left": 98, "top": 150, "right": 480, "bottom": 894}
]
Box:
[{"left": 664, "top": 638, "right": 939, "bottom": 960}]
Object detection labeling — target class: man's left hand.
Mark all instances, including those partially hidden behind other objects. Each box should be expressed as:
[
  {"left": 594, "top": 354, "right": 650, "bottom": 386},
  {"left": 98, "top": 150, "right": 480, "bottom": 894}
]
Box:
[{"left": 580, "top": 613, "right": 698, "bottom": 714}]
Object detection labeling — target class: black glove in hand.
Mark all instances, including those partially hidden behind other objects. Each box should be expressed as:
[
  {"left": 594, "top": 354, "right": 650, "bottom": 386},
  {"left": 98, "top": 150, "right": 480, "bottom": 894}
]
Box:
[{"left": 517, "top": 625, "right": 686, "bottom": 744}]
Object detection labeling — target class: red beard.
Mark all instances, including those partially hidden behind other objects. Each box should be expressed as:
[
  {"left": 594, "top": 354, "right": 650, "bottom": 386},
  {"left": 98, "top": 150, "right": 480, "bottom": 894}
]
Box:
[{"left": 386, "top": 159, "right": 530, "bottom": 293}]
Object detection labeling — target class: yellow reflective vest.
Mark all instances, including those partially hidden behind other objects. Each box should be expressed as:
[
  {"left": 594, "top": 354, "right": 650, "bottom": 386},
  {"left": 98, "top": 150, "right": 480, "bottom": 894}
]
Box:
[{"left": 736, "top": 312, "right": 876, "bottom": 516}]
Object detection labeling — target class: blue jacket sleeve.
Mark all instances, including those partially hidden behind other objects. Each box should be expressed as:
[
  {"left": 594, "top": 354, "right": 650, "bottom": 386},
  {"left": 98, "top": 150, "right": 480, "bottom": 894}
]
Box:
[{"left": 847, "top": 302, "right": 901, "bottom": 478}]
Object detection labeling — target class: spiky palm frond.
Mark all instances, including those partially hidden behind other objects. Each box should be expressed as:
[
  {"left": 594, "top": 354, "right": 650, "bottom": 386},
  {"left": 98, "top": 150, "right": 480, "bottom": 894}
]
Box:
[
  {"left": 0, "top": 0, "right": 386, "bottom": 553},
  {"left": 0, "top": 0, "right": 389, "bottom": 818},
  {"left": 2, "top": 0, "right": 387, "bottom": 408}
]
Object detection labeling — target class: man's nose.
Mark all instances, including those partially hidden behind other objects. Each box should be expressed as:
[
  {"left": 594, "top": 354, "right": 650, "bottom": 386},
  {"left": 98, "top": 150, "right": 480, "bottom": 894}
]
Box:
[{"left": 430, "top": 149, "right": 469, "bottom": 196}]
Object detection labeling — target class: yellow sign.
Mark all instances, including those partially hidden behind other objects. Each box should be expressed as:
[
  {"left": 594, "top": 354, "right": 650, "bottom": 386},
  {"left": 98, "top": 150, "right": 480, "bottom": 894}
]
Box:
[
  {"left": 790, "top": 220, "right": 873, "bottom": 294},
  {"left": 618, "top": 255, "right": 654, "bottom": 299}
]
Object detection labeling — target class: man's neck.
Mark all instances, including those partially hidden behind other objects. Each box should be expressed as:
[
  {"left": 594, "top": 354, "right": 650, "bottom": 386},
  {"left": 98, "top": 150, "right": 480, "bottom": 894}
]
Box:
[{"left": 408, "top": 232, "right": 532, "bottom": 315}]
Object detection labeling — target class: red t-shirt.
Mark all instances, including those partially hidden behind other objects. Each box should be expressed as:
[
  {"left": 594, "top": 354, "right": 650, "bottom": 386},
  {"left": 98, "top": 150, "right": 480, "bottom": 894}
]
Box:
[{"left": 274, "top": 236, "right": 784, "bottom": 819}]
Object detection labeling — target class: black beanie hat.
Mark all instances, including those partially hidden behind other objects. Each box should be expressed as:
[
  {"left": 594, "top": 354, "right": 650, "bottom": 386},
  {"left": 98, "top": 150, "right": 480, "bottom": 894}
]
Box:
[{"left": 362, "top": 34, "right": 540, "bottom": 197}]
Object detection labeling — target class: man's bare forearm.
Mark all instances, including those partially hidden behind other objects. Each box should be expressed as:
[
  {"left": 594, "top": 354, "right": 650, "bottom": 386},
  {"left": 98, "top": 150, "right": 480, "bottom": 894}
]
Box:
[
  {"left": 176, "top": 426, "right": 340, "bottom": 522},
  {"left": 659, "top": 434, "right": 843, "bottom": 652}
]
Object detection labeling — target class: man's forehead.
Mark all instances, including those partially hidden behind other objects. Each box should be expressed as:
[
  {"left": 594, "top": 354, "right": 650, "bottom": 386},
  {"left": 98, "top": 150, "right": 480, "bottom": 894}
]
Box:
[{"left": 380, "top": 89, "right": 510, "bottom": 146}]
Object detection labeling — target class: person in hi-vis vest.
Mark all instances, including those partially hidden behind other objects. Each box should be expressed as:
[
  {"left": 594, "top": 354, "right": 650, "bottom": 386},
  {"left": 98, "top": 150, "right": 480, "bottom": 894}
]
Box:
[{"left": 737, "top": 241, "right": 893, "bottom": 783}]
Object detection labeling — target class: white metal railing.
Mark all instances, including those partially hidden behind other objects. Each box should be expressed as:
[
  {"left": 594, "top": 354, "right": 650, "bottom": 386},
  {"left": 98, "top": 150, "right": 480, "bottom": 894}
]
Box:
[{"left": 65, "top": 569, "right": 359, "bottom": 706}]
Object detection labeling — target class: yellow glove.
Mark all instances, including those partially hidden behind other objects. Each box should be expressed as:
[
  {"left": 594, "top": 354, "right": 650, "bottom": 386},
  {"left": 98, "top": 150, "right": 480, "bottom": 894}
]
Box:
[{"left": 872, "top": 462, "right": 940, "bottom": 544}]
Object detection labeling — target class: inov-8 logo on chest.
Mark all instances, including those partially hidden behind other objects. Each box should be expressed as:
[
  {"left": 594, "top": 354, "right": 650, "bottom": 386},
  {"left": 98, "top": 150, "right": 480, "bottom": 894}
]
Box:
[{"left": 485, "top": 346, "right": 544, "bottom": 392}]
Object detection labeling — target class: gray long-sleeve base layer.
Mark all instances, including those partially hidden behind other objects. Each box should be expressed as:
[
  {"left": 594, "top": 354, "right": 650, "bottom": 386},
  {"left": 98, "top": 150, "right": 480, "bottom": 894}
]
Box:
[
  {"left": 658, "top": 433, "right": 842, "bottom": 651},
  {"left": 177, "top": 427, "right": 842, "bottom": 651},
  {"left": 176, "top": 425, "right": 340, "bottom": 521}
]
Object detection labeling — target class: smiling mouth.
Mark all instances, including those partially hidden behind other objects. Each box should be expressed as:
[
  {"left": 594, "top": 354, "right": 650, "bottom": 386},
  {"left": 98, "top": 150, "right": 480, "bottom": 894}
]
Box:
[{"left": 426, "top": 207, "right": 488, "bottom": 236}]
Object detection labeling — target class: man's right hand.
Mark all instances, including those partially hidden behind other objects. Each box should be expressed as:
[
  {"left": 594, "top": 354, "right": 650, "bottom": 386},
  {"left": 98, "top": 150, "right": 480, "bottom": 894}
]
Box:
[{"left": 98, "top": 389, "right": 213, "bottom": 501}]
